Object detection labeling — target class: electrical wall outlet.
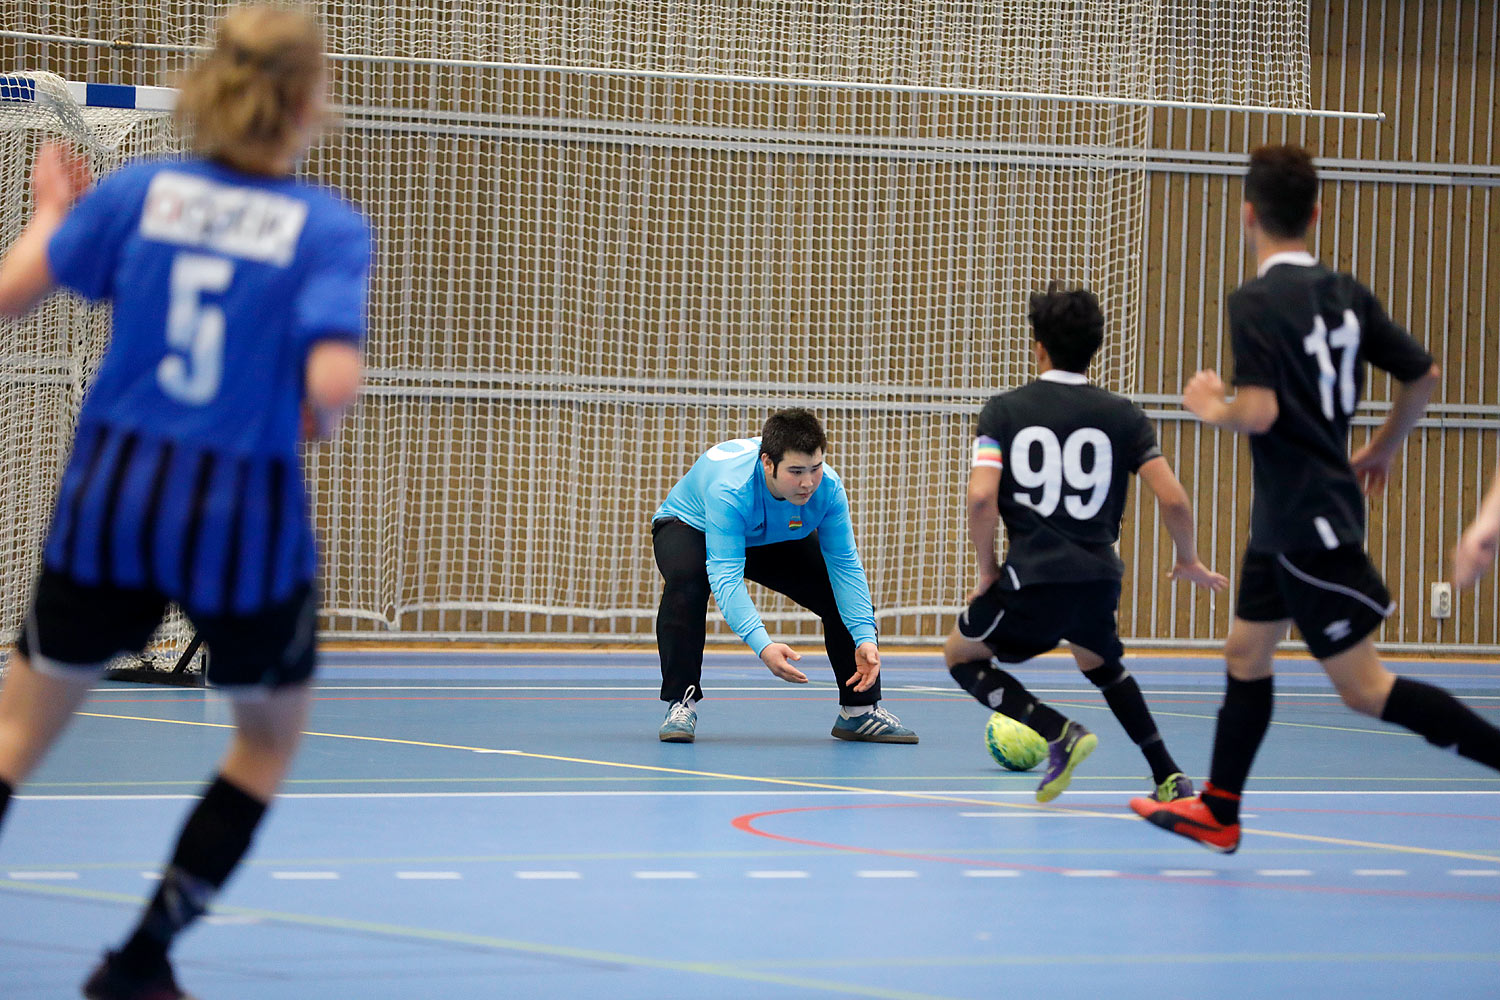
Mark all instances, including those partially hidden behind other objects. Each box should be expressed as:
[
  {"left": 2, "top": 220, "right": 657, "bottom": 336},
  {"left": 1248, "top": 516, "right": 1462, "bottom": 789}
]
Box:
[{"left": 1431, "top": 582, "right": 1453, "bottom": 619}]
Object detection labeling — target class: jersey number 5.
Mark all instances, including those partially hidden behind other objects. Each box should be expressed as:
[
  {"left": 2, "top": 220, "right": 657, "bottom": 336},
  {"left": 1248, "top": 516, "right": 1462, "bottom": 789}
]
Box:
[
  {"left": 1302, "top": 309, "right": 1360, "bottom": 420},
  {"left": 1009, "top": 426, "right": 1113, "bottom": 519},
  {"left": 158, "top": 252, "right": 233, "bottom": 405}
]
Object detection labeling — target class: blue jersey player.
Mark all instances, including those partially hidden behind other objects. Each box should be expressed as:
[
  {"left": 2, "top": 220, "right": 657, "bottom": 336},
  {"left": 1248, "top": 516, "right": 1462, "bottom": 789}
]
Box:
[
  {"left": 653, "top": 408, "right": 916, "bottom": 744},
  {"left": 0, "top": 8, "right": 367, "bottom": 998}
]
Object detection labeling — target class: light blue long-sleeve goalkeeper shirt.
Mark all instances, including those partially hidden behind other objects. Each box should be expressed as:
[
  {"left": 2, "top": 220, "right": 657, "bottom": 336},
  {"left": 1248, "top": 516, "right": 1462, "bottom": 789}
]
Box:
[{"left": 653, "top": 437, "right": 878, "bottom": 656}]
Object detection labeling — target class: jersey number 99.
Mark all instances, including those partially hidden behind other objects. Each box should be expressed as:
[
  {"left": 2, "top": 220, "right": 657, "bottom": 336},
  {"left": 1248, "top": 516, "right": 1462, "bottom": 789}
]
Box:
[
  {"left": 1009, "top": 426, "right": 1113, "bottom": 519},
  {"left": 158, "top": 252, "right": 232, "bottom": 405}
]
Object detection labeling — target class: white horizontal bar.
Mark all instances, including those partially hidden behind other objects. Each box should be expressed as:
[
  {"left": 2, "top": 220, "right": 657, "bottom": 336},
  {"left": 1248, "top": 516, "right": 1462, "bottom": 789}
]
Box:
[{"left": 0, "top": 29, "right": 1379, "bottom": 119}]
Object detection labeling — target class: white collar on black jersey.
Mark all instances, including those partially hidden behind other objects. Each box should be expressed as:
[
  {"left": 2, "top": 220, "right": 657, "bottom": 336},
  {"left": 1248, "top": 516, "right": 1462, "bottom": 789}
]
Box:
[
  {"left": 1038, "top": 369, "right": 1088, "bottom": 385},
  {"left": 1257, "top": 250, "right": 1317, "bottom": 278}
]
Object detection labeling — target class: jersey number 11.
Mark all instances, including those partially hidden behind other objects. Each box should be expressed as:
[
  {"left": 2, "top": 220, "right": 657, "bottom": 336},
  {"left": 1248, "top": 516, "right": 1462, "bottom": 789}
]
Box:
[{"left": 1302, "top": 309, "right": 1360, "bottom": 420}]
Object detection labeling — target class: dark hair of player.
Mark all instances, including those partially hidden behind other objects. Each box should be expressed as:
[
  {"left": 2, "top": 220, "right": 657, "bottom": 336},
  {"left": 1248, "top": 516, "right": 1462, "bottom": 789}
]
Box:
[
  {"left": 1027, "top": 281, "right": 1104, "bottom": 374},
  {"left": 760, "top": 408, "right": 827, "bottom": 471},
  {"left": 1245, "top": 144, "right": 1319, "bottom": 239}
]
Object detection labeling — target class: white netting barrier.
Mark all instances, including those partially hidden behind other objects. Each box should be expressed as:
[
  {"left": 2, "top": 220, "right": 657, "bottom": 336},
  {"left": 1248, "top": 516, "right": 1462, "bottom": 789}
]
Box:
[
  {"left": 0, "top": 71, "right": 198, "bottom": 668},
  {"left": 1, "top": 3, "right": 1311, "bottom": 643}
]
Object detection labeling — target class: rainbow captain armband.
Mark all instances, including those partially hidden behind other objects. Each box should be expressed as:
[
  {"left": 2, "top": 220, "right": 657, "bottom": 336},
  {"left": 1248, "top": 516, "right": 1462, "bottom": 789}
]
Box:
[{"left": 971, "top": 435, "right": 1003, "bottom": 470}]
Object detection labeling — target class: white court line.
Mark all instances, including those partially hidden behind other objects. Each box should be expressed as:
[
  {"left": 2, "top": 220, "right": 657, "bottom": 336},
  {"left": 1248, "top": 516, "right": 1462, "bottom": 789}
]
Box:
[
  {"left": 632, "top": 871, "right": 699, "bottom": 880},
  {"left": 746, "top": 870, "right": 810, "bottom": 879},
  {"left": 514, "top": 871, "right": 582, "bottom": 880},
  {"left": 1062, "top": 870, "right": 1119, "bottom": 877},
  {"left": 6, "top": 871, "right": 78, "bottom": 880},
  {"left": 396, "top": 871, "right": 463, "bottom": 880},
  {"left": 99, "top": 682, "right": 1500, "bottom": 698},
  {"left": 856, "top": 870, "right": 918, "bottom": 879},
  {"left": 962, "top": 869, "right": 1021, "bottom": 878},
  {"left": 270, "top": 871, "right": 340, "bottom": 880},
  {"left": 16, "top": 788, "right": 1500, "bottom": 803},
  {"left": 1160, "top": 869, "right": 1217, "bottom": 877},
  {"left": 1449, "top": 869, "right": 1500, "bottom": 876}
]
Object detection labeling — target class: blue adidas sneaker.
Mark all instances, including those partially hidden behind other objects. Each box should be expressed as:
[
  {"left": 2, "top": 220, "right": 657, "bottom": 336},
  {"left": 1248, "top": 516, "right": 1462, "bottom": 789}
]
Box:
[
  {"left": 658, "top": 686, "right": 698, "bottom": 743},
  {"left": 830, "top": 705, "right": 918, "bottom": 744}
]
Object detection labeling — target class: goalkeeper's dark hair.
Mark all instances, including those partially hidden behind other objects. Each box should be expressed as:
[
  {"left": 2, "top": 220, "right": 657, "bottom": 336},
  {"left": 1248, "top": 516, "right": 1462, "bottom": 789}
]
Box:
[
  {"left": 1245, "top": 144, "right": 1319, "bottom": 239},
  {"left": 760, "top": 409, "right": 827, "bottom": 471},
  {"left": 1027, "top": 282, "right": 1104, "bottom": 374}
]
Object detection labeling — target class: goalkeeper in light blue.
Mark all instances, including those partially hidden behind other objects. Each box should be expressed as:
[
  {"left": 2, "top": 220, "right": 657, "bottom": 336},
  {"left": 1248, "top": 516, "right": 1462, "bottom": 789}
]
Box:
[{"left": 652, "top": 408, "right": 916, "bottom": 744}]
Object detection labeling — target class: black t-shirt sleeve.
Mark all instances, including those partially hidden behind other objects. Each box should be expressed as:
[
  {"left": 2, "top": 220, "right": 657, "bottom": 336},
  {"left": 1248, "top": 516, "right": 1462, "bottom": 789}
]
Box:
[
  {"left": 1228, "top": 289, "right": 1280, "bottom": 390},
  {"left": 975, "top": 395, "right": 1006, "bottom": 443},
  {"left": 1127, "top": 402, "right": 1163, "bottom": 472},
  {"left": 1360, "top": 290, "right": 1435, "bottom": 383}
]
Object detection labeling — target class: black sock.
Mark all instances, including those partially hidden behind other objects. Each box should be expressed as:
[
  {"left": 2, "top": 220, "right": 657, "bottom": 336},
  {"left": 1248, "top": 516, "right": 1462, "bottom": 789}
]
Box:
[
  {"left": 1381, "top": 677, "right": 1500, "bottom": 770},
  {"left": 1201, "top": 783, "right": 1242, "bottom": 826},
  {"left": 949, "top": 659, "right": 1067, "bottom": 741},
  {"left": 1206, "top": 674, "right": 1274, "bottom": 821},
  {"left": 0, "top": 777, "right": 12, "bottom": 830},
  {"left": 116, "top": 775, "right": 268, "bottom": 974},
  {"left": 1085, "top": 660, "right": 1179, "bottom": 783}
]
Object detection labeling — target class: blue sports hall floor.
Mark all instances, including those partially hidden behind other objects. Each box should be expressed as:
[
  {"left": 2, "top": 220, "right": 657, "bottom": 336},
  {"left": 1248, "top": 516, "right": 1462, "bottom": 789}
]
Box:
[{"left": 2, "top": 648, "right": 1498, "bottom": 999}]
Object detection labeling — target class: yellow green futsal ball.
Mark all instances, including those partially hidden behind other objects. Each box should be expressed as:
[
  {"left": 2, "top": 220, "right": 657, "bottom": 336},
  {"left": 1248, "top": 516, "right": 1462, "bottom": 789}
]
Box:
[{"left": 985, "top": 712, "right": 1047, "bottom": 771}]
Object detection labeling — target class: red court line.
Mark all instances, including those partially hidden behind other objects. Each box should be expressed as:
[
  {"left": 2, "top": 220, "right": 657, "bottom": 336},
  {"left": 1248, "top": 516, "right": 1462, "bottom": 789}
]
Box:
[{"left": 730, "top": 802, "right": 1500, "bottom": 903}]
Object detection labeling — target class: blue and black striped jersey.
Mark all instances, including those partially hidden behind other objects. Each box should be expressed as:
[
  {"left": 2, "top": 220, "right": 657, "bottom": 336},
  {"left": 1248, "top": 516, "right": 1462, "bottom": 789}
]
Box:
[{"left": 40, "top": 156, "right": 371, "bottom": 614}]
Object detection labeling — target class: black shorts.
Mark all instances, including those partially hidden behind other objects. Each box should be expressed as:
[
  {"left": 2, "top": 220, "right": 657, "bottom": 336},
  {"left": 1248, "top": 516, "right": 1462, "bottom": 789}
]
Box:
[
  {"left": 16, "top": 569, "right": 318, "bottom": 694},
  {"left": 957, "top": 579, "right": 1124, "bottom": 663},
  {"left": 1235, "top": 546, "right": 1394, "bottom": 659}
]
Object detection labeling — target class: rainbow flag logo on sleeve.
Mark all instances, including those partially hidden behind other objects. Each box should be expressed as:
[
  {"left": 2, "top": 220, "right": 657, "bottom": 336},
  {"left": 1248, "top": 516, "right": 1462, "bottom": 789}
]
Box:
[
  {"left": 972, "top": 436, "right": 1003, "bottom": 470},
  {"left": 788, "top": 518, "right": 802, "bottom": 530}
]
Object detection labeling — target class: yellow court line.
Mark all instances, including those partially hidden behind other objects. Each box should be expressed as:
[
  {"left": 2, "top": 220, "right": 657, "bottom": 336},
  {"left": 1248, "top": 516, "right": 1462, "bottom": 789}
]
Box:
[
  {"left": 0, "top": 879, "right": 958, "bottom": 1000},
  {"left": 73, "top": 711, "right": 1500, "bottom": 864}
]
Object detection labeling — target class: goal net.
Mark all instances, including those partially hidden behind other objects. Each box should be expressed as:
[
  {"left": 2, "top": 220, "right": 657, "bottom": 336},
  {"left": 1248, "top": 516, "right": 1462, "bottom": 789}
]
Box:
[
  {"left": 0, "top": 71, "right": 199, "bottom": 676},
  {"left": 1, "top": 3, "right": 1310, "bottom": 645}
]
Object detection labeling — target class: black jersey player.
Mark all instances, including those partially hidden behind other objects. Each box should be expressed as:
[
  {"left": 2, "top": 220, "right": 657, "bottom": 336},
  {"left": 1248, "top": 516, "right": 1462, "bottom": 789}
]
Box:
[
  {"left": 946, "top": 284, "right": 1227, "bottom": 803},
  {"left": 1131, "top": 145, "right": 1500, "bottom": 852}
]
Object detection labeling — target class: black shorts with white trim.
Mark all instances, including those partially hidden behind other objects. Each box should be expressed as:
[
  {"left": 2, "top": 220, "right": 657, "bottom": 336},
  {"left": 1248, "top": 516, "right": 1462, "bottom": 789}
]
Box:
[
  {"left": 957, "top": 579, "right": 1124, "bottom": 663},
  {"left": 17, "top": 569, "right": 317, "bottom": 692},
  {"left": 1235, "top": 546, "right": 1394, "bottom": 659}
]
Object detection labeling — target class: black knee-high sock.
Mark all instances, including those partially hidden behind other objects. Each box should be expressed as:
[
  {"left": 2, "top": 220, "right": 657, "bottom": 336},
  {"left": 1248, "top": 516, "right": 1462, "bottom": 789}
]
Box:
[
  {"left": 0, "top": 777, "right": 12, "bottom": 830},
  {"left": 1381, "top": 677, "right": 1500, "bottom": 770},
  {"left": 1205, "top": 675, "right": 1274, "bottom": 824},
  {"left": 948, "top": 659, "right": 1067, "bottom": 741},
  {"left": 1085, "top": 660, "right": 1179, "bottom": 783},
  {"left": 115, "top": 775, "right": 268, "bottom": 974}
]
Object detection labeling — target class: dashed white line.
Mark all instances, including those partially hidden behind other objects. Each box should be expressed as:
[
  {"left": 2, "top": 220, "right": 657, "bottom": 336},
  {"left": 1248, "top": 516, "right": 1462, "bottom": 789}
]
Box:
[
  {"left": 632, "top": 871, "right": 699, "bottom": 880},
  {"left": 746, "top": 870, "right": 809, "bottom": 879},
  {"left": 270, "top": 871, "right": 340, "bottom": 880},
  {"left": 1449, "top": 869, "right": 1500, "bottom": 877},
  {"left": 856, "top": 870, "right": 918, "bottom": 879},
  {"left": 6, "top": 871, "right": 78, "bottom": 880},
  {"left": 962, "top": 869, "right": 1021, "bottom": 878},
  {"left": 1160, "top": 869, "right": 1217, "bottom": 877},
  {"left": 1062, "top": 870, "right": 1119, "bottom": 878},
  {"left": 515, "top": 871, "right": 582, "bottom": 880},
  {"left": 396, "top": 871, "right": 463, "bottom": 880},
  {"left": 1353, "top": 869, "right": 1408, "bottom": 877}
]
